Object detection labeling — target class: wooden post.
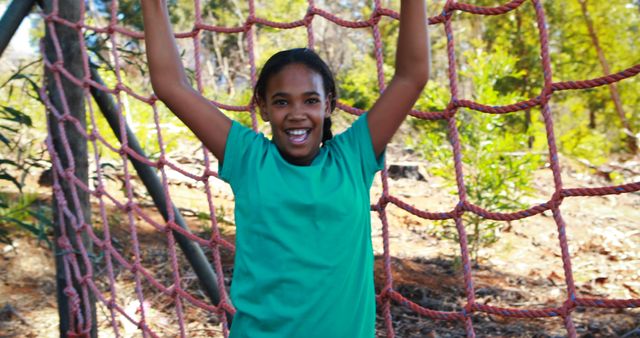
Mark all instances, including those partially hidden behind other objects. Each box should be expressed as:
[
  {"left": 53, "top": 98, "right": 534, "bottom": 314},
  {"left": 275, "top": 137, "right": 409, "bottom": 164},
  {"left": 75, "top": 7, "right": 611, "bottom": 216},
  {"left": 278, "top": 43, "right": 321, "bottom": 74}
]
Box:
[{"left": 43, "top": 0, "right": 97, "bottom": 336}]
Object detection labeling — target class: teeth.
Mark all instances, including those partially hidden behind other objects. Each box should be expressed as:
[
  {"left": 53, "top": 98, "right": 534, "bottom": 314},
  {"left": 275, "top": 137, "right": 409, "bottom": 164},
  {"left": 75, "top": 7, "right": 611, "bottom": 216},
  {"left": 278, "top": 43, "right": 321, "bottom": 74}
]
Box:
[{"left": 287, "top": 129, "right": 308, "bottom": 135}]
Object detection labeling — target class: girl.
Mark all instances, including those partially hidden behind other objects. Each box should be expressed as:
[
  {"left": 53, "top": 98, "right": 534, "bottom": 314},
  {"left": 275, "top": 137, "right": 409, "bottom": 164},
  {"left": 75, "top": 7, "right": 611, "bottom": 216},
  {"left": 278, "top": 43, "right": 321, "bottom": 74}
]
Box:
[{"left": 141, "top": 1, "right": 430, "bottom": 337}]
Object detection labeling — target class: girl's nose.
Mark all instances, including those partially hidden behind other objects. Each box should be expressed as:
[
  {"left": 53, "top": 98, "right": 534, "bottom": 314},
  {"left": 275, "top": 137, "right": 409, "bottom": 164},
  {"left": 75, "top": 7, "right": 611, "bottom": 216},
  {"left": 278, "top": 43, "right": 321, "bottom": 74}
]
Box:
[
  {"left": 287, "top": 111, "right": 306, "bottom": 121},
  {"left": 287, "top": 103, "right": 307, "bottom": 119}
]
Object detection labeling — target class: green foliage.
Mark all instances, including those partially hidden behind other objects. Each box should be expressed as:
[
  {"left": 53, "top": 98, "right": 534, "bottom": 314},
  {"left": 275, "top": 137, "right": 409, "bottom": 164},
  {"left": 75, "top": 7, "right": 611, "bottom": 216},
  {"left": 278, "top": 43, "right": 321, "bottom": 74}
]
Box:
[
  {"left": 412, "top": 43, "right": 542, "bottom": 263},
  {"left": 3, "top": 0, "right": 638, "bottom": 255},
  {"left": 1, "top": 58, "right": 51, "bottom": 246},
  {"left": 0, "top": 67, "right": 43, "bottom": 190},
  {"left": 406, "top": 1, "right": 640, "bottom": 261},
  {"left": 557, "top": 95, "right": 612, "bottom": 166},
  {"left": 460, "top": 43, "right": 526, "bottom": 106},
  {"left": 546, "top": 0, "right": 640, "bottom": 153},
  {"left": 458, "top": 121, "right": 540, "bottom": 262},
  {"left": 0, "top": 159, "right": 21, "bottom": 191},
  {"left": 0, "top": 193, "right": 53, "bottom": 247},
  {"left": 423, "top": 112, "right": 542, "bottom": 264},
  {"left": 338, "top": 55, "right": 380, "bottom": 110}
]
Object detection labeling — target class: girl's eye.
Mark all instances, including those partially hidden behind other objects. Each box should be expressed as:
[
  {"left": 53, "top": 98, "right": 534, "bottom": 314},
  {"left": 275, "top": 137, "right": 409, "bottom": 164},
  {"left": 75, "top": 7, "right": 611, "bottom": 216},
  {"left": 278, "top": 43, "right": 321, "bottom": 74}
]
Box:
[
  {"left": 273, "top": 99, "right": 287, "bottom": 106},
  {"left": 306, "top": 98, "right": 320, "bottom": 104}
]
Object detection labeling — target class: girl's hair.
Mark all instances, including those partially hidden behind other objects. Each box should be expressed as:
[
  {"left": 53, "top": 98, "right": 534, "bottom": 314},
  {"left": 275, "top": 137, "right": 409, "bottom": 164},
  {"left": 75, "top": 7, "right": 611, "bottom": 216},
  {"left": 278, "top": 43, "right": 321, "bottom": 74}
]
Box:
[{"left": 254, "top": 48, "right": 337, "bottom": 144}]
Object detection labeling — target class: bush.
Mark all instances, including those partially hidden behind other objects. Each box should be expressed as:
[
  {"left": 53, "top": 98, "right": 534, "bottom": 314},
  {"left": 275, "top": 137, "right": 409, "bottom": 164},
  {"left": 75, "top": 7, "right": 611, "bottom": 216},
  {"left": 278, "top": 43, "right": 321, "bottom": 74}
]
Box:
[
  {"left": 408, "top": 45, "right": 542, "bottom": 264},
  {"left": 1, "top": 65, "right": 52, "bottom": 247}
]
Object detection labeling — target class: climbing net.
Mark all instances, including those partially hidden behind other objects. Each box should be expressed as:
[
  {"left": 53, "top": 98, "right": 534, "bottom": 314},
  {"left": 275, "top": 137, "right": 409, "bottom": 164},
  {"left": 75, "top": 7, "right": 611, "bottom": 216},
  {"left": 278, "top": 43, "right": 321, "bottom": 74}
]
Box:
[{"left": 41, "top": 0, "right": 639, "bottom": 337}]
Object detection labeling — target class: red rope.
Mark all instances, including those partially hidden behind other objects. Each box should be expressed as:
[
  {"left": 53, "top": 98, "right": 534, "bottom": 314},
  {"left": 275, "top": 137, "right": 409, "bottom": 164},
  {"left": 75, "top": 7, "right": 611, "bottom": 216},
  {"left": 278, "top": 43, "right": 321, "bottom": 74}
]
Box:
[{"left": 40, "top": 0, "right": 638, "bottom": 337}]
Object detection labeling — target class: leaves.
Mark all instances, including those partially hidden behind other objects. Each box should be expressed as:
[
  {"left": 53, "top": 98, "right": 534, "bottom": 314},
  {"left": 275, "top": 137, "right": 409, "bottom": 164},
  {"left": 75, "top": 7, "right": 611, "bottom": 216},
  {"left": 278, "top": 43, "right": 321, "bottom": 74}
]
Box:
[{"left": 1, "top": 106, "right": 33, "bottom": 127}]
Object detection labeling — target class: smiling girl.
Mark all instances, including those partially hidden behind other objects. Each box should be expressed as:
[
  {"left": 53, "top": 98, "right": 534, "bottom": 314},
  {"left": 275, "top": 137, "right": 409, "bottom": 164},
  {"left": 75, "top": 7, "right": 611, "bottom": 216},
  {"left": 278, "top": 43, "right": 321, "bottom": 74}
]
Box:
[{"left": 141, "top": 1, "right": 430, "bottom": 337}]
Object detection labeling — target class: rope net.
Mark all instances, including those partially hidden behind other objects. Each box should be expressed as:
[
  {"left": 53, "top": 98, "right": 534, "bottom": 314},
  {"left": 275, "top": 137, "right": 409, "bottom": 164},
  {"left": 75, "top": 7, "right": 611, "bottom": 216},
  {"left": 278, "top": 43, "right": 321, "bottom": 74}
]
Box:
[{"left": 40, "top": 0, "right": 639, "bottom": 337}]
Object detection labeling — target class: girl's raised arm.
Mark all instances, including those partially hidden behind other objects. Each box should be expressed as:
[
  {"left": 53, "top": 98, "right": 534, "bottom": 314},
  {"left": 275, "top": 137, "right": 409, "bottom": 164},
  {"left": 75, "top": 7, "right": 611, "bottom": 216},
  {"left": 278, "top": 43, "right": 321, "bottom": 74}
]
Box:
[
  {"left": 367, "top": 0, "right": 430, "bottom": 157},
  {"left": 141, "top": 0, "right": 231, "bottom": 161}
]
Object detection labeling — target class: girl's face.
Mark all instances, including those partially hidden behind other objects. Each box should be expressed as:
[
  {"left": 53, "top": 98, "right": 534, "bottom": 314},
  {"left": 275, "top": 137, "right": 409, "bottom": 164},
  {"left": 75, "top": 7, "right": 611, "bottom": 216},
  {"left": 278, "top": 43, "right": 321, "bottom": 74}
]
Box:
[{"left": 259, "top": 63, "right": 331, "bottom": 166}]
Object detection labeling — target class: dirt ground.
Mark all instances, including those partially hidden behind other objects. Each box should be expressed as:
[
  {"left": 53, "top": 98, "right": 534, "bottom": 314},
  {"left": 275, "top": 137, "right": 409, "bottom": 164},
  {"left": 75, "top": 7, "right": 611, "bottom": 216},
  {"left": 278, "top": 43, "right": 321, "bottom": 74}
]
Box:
[{"left": 1, "top": 150, "right": 639, "bottom": 337}]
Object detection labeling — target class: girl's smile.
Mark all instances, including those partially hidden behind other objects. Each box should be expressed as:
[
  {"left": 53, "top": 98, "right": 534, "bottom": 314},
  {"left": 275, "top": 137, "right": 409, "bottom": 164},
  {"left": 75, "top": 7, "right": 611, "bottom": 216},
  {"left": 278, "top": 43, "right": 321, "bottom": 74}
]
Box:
[
  {"left": 258, "top": 63, "right": 331, "bottom": 166},
  {"left": 286, "top": 128, "right": 311, "bottom": 144}
]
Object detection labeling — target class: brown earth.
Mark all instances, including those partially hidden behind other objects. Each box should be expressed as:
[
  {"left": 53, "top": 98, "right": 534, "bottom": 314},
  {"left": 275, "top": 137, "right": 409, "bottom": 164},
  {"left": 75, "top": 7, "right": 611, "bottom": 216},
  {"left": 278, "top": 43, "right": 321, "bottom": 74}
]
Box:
[{"left": 1, "top": 151, "right": 639, "bottom": 337}]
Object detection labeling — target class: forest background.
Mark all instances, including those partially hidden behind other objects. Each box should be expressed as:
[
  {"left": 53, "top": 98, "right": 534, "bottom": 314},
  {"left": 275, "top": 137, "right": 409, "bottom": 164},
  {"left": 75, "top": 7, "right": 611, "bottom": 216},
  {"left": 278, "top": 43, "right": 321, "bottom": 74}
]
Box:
[
  {"left": 2, "top": 0, "right": 638, "bottom": 257},
  {"left": 0, "top": 0, "right": 639, "bottom": 336}
]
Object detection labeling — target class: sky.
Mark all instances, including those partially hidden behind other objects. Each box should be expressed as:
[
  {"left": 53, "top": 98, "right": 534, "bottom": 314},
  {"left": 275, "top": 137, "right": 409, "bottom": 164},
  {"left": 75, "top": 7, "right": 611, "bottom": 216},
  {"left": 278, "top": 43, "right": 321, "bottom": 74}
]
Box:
[{"left": 1, "top": 2, "right": 38, "bottom": 59}]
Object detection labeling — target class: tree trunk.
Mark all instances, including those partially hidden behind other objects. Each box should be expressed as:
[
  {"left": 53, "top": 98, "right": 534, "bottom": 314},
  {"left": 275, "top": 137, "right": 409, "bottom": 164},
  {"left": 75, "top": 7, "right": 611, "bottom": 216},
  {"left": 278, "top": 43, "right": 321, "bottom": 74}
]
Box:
[
  {"left": 515, "top": 11, "right": 534, "bottom": 149},
  {"left": 589, "top": 108, "right": 596, "bottom": 129},
  {"left": 43, "top": 0, "right": 96, "bottom": 336},
  {"left": 578, "top": 0, "right": 638, "bottom": 153}
]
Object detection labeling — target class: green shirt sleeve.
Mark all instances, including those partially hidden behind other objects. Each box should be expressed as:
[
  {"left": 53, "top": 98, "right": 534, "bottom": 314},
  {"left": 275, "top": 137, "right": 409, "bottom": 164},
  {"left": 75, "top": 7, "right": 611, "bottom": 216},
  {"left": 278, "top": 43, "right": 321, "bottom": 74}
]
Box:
[
  {"left": 330, "top": 112, "right": 385, "bottom": 183},
  {"left": 219, "top": 120, "right": 264, "bottom": 185}
]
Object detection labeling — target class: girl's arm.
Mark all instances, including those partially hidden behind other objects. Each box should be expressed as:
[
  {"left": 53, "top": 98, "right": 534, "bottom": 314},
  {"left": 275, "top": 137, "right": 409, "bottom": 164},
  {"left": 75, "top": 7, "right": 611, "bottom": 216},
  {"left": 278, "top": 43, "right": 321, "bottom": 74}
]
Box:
[
  {"left": 141, "top": 0, "right": 231, "bottom": 161},
  {"left": 367, "top": 0, "right": 430, "bottom": 157}
]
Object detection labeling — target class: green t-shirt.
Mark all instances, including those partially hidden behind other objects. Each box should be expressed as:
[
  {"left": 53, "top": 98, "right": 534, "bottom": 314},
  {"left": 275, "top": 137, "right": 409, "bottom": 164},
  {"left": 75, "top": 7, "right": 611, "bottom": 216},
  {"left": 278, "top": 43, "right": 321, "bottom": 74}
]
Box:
[{"left": 220, "top": 113, "right": 384, "bottom": 338}]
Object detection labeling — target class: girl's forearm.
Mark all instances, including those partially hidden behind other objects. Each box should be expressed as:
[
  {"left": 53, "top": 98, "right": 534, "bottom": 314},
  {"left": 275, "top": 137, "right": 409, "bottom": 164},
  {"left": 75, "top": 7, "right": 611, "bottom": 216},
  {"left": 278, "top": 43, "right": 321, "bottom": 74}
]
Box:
[
  {"left": 140, "top": 0, "right": 231, "bottom": 161},
  {"left": 395, "top": 0, "right": 430, "bottom": 84},
  {"left": 141, "top": 0, "right": 189, "bottom": 98}
]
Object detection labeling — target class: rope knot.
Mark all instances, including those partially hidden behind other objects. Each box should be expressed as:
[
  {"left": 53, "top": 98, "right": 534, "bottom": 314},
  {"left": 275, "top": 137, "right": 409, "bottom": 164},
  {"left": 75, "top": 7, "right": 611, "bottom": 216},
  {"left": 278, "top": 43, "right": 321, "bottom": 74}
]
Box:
[
  {"left": 443, "top": 101, "right": 458, "bottom": 119},
  {"left": 462, "top": 304, "right": 474, "bottom": 317},
  {"left": 203, "top": 169, "right": 216, "bottom": 178},
  {"left": 57, "top": 237, "right": 73, "bottom": 251},
  {"left": 156, "top": 155, "right": 166, "bottom": 169},
  {"left": 92, "top": 183, "right": 106, "bottom": 198},
  {"left": 49, "top": 60, "right": 64, "bottom": 73},
  {"left": 165, "top": 221, "right": 176, "bottom": 233},
  {"left": 87, "top": 130, "right": 97, "bottom": 141},
  {"left": 441, "top": 2, "right": 455, "bottom": 19},
  {"left": 118, "top": 146, "right": 128, "bottom": 156},
  {"left": 377, "top": 195, "right": 389, "bottom": 210},
  {"left": 149, "top": 94, "right": 159, "bottom": 105},
  {"left": 137, "top": 321, "right": 149, "bottom": 331},
  {"left": 114, "top": 83, "right": 125, "bottom": 94},
  {"left": 243, "top": 17, "right": 255, "bottom": 31},
  {"left": 123, "top": 201, "right": 134, "bottom": 212},
  {"left": 44, "top": 12, "right": 56, "bottom": 23},
  {"left": 60, "top": 112, "right": 73, "bottom": 122},
  {"left": 77, "top": 222, "right": 90, "bottom": 233},
  {"left": 370, "top": 8, "right": 383, "bottom": 25},
  {"left": 549, "top": 192, "right": 564, "bottom": 209},
  {"left": 453, "top": 200, "right": 466, "bottom": 217},
  {"left": 82, "top": 77, "right": 91, "bottom": 89},
  {"left": 560, "top": 296, "right": 576, "bottom": 317},
  {"left": 64, "top": 167, "right": 75, "bottom": 179},
  {"left": 303, "top": 8, "right": 315, "bottom": 25},
  {"left": 378, "top": 285, "right": 392, "bottom": 300},
  {"left": 64, "top": 285, "right": 79, "bottom": 298},
  {"left": 79, "top": 274, "right": 92, "bottom": 285}
]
